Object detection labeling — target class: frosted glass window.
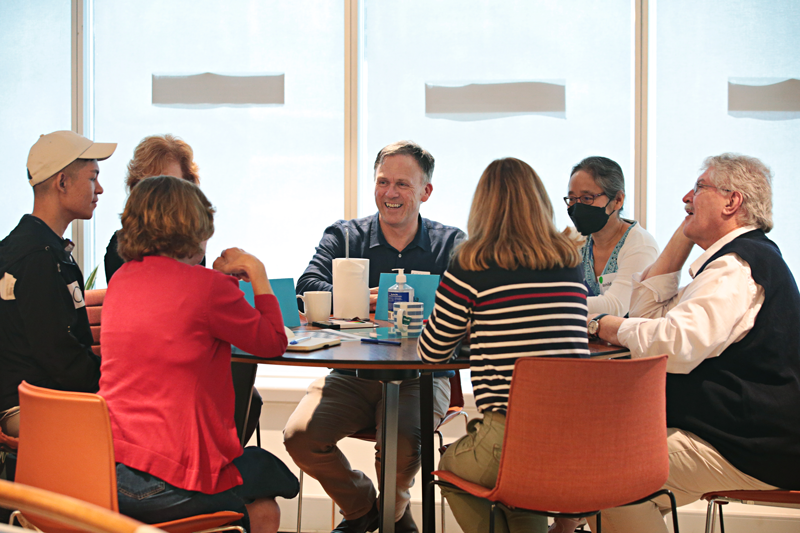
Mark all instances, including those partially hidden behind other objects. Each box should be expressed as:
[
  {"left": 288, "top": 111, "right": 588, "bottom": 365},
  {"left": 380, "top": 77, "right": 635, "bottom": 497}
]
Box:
[
  {"left": 0, "top": 1, "right": 71, "bottom": 238},
  {"left": 91, "top": 0, "right": 344, "bottom": 287},
  {"left": 360, "top": 0, "right": 634, "bottom": 234},
  {"left": 648, "top": 0, "right": 800, "bottom": 278}
]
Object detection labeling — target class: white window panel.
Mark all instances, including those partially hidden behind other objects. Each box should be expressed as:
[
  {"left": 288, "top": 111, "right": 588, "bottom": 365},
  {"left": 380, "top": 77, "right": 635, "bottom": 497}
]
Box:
[
  {"left": 360, "top": 0, "right": 634, "bottom": 233},
  {"left": 648, "top": 0, "right": 800, "bottom": 278},
  {"left": 91, "top": 0, "right": 345, "bottom": 287},
  {"left": 0, "top": 1, "right": 71, "bottom": 238}
]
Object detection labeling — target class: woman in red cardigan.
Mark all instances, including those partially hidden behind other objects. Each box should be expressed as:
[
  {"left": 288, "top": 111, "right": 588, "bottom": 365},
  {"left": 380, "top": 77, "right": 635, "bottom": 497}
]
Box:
[{"left": 98, "top": 175, "right": 297, "bottom": 533}]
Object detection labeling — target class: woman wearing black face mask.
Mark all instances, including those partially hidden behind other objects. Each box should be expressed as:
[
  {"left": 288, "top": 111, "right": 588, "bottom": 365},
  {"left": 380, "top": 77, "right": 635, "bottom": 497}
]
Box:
[{"left": 564, "top": 156, "right": 659, "bottom": 317}]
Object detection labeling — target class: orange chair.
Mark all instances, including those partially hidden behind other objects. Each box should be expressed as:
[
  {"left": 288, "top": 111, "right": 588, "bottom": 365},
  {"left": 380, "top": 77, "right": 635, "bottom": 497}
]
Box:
[
  {"left": 85, "top": 289, "right": 105, "bottom": 356},
  {"left": 701, "top": 490, "right": 800, "bottom": 533},
  {"left": 15, "top": 381, "right": 244, "bottom": 533},
  {"left": 0, "top": 478, "right": 165, "bottom": 533},
  {"left": 429, "top": 355, "right": 679, "bottom": 533},
  {"left": 295, "top": 371, "right": 468, "bottom": 533}
]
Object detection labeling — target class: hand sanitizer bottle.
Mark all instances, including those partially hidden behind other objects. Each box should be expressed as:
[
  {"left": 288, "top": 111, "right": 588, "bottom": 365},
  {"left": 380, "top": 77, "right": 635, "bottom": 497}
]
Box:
[{"left": 387, "top": 268, "right": 414, "bottom": 320}]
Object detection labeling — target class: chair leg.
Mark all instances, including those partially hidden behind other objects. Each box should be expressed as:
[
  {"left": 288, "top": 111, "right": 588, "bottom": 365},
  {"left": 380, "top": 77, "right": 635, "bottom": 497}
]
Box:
[
  {"left": 704, "top": 500, "right": 716, "bottom": 533},
  {"left": 440, "top": 490, "right": 446, "bottom": 533},
  {"left": 596, "top": 512, "right": 601, "bottom": 533},
  {"left": 718, "top": 503, "right": 725, "bottom": 533},
  {"left": 256, "top": 421, "right": 261, "bottom": 449},
  {"left": 296, "top": 470, "right": 304, "bottom": 533},
  {"left": 489, "top": 503, "right": 496, "bottom": 533},
  {"left": 666, "top": 490, "right": 680, "bottom": 533}
]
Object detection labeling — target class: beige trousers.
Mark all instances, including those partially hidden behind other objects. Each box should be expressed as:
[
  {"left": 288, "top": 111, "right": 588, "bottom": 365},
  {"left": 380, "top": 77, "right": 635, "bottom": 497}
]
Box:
[
  {"left": 438, "top": 411, "right": 547, "bottom": 533},
  {"left": 590, "top": 428, "right": 778, "bottom": 533},
  {"left": 0, "top": 407, "right": 20, "bottom": 438},
  {"left": 283, "top": 372, "right": 450, "bottom": 521}
]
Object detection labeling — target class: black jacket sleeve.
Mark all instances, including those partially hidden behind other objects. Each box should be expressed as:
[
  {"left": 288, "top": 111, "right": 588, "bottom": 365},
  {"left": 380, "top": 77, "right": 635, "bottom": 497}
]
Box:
[{"left": 16, "top": 252, "right": 101, "bottom": 392}]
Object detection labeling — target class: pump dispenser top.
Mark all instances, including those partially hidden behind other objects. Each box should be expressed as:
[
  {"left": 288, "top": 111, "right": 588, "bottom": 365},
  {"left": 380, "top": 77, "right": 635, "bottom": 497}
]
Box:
[{"left": 387, "top": 268, "right": 414, "bottom": 320}]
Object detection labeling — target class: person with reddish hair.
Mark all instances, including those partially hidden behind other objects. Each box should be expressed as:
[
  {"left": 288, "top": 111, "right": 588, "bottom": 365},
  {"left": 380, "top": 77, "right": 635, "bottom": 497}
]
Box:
[{"left": 104, "top": 134, "right": 201, "bottom": 282}]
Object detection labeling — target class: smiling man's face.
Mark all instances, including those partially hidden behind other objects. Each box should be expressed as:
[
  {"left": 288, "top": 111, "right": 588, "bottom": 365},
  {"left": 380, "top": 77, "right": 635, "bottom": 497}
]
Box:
[{"left": 373, "top": 154, "right": 432, "bottom": 234}]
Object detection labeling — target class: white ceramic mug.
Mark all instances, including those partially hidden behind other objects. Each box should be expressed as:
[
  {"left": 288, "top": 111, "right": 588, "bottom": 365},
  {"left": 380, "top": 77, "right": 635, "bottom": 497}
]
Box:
[
  {"left": 297, "top": 291, "right": 332, "bottom": 324},
  {"left": 393, "top": 301, "right": 424, "bottom": 336}
]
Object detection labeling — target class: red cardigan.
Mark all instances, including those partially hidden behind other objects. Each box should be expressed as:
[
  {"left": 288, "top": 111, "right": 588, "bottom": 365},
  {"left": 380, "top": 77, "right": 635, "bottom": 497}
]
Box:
[{"left": 98, "top": 256, "right": 287, "bottom": 494}]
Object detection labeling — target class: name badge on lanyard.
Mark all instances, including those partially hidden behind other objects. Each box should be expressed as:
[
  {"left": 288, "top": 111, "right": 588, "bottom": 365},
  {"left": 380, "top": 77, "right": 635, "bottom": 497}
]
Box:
[{"left": 596, "top": 273, "right": 617, "bottom": 295}]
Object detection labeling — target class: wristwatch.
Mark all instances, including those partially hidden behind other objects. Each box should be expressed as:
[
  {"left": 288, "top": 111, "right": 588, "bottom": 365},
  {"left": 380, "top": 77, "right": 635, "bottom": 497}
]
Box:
[{"left": 588, "top": 313, "right": 609, "bottom": 338}]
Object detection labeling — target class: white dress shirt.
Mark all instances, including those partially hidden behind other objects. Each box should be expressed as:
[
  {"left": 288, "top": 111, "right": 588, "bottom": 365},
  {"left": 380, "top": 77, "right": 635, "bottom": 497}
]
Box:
[{"left": 617, "top": 226, "right": 765, "bottom": 374}]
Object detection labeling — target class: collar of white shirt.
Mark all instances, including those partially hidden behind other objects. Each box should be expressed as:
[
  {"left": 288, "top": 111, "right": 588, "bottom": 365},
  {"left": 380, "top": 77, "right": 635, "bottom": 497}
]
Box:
[{"left": 689, "top": 225, "right": 759, "bottom": 279}]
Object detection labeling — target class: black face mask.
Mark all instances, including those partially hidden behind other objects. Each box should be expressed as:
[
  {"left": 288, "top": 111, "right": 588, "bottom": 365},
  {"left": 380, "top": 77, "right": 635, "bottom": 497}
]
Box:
[{"left": 567, "top": 200, "right": 614, "bottom": 236}]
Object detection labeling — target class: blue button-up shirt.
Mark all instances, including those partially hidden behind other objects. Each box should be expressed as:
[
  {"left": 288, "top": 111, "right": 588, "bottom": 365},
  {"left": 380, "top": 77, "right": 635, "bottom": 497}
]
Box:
[{"left": 296, "top": 213, "right": 465, "bottom": 295}]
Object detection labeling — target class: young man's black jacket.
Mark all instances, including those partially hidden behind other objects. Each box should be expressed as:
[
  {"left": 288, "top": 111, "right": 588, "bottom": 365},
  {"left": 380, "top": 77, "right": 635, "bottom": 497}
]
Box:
[{"left": 0, "top": 215, "right": 100, "bottom": 411}]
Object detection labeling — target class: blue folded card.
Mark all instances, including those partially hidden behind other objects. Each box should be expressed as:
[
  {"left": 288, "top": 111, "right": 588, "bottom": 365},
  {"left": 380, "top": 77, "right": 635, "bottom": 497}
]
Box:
[
  {"left": 374, "top": 273, "right": 440, "bottom": 321},
  {"left": 239, "top": 278, "right": 301, "bottom": 328}
]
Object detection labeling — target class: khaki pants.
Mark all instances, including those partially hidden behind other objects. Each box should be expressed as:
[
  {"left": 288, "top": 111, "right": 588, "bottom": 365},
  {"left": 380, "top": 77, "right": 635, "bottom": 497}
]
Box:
[
  {"left": 438, "top": 411, "right": 547, "bottom": 533},
  {"left": 283, "top": 372, "right": 450, "bottom": 521},
  {"left": 590, "top": 428, "right": 778, "bottom": 533},
  {"left": 0, "top": 407, "right": 20, "bottom": 439}
]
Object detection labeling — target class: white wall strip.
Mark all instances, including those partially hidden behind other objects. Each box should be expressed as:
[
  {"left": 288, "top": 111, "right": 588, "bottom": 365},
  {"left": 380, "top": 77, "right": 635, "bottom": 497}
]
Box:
[
  {"left": 425, "top": 81, "right": 566, "bottom": 121},
  {"left": 152, "top": 73, "right": 285, "bottom": 107},
  {"left": 729, "top": 78, "right": 800, "bottom": 120}
]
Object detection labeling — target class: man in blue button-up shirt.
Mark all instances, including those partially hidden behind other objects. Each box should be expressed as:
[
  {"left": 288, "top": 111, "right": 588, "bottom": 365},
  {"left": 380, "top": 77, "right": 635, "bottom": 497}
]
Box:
[{"left": 285, "top": 141, "right": 464, "bottom": 533}]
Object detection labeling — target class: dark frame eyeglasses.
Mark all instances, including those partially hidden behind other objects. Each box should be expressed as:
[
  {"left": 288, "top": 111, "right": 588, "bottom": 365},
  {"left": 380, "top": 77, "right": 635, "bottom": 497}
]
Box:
[{"left": 563, "top": 192, "right": 606, "bottom": 207}]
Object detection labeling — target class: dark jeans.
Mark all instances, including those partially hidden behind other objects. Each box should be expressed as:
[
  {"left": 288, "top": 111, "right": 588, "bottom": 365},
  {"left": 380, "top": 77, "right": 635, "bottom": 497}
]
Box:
[{"left": 117, "top": 446, "right": 299, "bottom": 532}]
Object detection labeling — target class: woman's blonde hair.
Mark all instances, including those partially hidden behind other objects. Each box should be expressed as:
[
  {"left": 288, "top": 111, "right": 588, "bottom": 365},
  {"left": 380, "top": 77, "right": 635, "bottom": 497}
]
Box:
[
  {"left": 456, "top": 158, "right": 581, "bottom": 271},
  {"left": 126, "top": 134, "right": 199, "bottom": 190},
  {"left": 117, "top": 176, "right": 215, "bottom": 262}
]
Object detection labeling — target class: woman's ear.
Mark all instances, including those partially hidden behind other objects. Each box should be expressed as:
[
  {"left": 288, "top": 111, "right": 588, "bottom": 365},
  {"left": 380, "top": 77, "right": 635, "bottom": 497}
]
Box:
[{"left": 611, "top": 191, "right": 625, "bottom": 214}]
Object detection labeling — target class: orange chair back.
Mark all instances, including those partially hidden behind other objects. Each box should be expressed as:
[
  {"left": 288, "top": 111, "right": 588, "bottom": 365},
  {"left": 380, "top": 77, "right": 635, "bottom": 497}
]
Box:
[
  {"left": 492, "top": 355, "right": 669, "bottom": 513},
  {"left": 85, "top": 289, "right": 106, "bottom": 356},
  {"left": 16, "top": 381, "right": 119, "bottom": 533}
]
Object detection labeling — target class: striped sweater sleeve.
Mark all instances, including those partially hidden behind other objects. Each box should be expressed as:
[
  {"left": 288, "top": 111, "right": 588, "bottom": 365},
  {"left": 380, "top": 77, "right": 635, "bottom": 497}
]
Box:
[{"left": 418, "top": 270, "right": 475, "bottom": 363}]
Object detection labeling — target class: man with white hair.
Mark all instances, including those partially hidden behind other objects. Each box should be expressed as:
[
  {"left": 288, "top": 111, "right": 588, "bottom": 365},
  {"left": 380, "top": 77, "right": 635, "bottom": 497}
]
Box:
[
  {"left": 0, "top": 131, "right": 116, "bottom": 443},
  {"left": 586, "top": 154, "right": 800, "bottom": 532}
]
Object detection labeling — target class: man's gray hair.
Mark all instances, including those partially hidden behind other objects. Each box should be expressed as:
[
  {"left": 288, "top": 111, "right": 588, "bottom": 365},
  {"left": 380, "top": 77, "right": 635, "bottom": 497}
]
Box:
[
  {"left": 373, "top": 140, "right": 434, "bottom": 185},
  {"left": 702, "top": 153, "right": 773, "bottom": 233}
]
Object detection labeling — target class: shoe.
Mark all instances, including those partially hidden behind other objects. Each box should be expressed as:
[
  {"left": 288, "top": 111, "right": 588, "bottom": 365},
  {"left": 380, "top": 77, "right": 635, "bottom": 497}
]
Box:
[
  {"left": 394, "top": 504, "right": 418, "bottom": 533},
  {"left": 332, "top": 501, "right": 380, "bottom": 533}
]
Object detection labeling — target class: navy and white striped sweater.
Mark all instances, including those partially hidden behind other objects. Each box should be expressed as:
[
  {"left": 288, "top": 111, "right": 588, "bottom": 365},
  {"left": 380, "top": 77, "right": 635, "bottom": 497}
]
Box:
[{"left": 418, "top": 260, "right": 589, "bottom": 413}]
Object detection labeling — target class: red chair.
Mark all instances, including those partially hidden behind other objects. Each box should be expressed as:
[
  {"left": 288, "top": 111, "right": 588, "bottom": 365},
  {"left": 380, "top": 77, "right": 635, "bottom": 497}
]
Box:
[
  {"left": 430, "top": 355, "right": 679, "bottom": 533},
  {"left": 15, "top": 381, "right": 244, "bottom": 533},
  {"left": 701, "top": 490, "right": 800, "bottom": 533},
  {"left": 295, "top": 371, "right": 468, "bottom": 533}
]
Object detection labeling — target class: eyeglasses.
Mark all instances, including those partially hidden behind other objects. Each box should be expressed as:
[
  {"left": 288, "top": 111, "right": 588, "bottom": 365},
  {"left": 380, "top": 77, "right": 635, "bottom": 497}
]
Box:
[
  {"left": 692, "top": 181, "right": 732, "bottom": 195},
  {"left": 563, "top": 192, "right": 606, "bottom": 207}
]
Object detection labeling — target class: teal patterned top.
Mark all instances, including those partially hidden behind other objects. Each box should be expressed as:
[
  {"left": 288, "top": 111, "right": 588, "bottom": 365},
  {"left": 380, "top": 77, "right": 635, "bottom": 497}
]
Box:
[{"left": 580, "top": 220, "right": 637, "bottom": 296}]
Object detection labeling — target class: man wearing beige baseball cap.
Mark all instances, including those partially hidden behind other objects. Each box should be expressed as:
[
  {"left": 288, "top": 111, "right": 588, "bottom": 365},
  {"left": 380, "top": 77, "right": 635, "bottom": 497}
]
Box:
[{"left": 0, "top": 131, "right": 116, "bottom": 459}]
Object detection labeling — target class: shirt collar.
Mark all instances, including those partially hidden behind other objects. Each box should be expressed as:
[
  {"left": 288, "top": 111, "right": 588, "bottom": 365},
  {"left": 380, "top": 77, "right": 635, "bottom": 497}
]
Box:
[
  {"left": 369, "top": 213, "right": 430, "bottom": 252},
  {"left": 25, "top": 215, "right": 75, "bottom": 258},
  {"left": 689, "top": 225, "right": 758, "bottom": 278}
]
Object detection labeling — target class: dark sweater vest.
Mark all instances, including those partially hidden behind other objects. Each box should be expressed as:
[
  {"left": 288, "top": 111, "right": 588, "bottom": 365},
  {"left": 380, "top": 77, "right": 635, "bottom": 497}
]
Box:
[{"left": 666, "top": 230, "right": 800, "bottom": 489}]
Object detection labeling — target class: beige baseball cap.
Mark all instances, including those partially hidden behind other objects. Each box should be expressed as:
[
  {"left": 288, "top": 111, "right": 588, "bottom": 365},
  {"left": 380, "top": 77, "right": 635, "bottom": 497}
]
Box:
[{"left": 27, "top": 130, "right": 117, "bottom": 187}]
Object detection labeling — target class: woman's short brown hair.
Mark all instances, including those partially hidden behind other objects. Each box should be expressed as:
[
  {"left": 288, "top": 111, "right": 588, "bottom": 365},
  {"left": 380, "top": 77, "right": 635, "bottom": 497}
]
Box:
[
  {"left": 126, "top": 134, "right": 200, "bottom": 190},
  {"left": 456, "top": 158, "right": 581, "bottom": 271},
  {"left": 117, "top": 176, "right": 215, "bottom": 262}
]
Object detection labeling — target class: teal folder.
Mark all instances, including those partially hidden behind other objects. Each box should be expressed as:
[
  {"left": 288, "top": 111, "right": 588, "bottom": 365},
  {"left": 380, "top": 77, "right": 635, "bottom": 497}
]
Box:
[
  {"left": 374, "top": 273, "right": 440, "bottom": 321},
  {"left": 239, "top": 278, "right": 301, "bottom": 328}
]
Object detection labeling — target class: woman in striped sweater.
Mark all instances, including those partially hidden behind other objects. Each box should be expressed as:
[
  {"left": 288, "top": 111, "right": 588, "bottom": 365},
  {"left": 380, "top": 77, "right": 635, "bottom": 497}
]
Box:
[{"left": 417, "top": 158, "right": 589, "bottom": 533}]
